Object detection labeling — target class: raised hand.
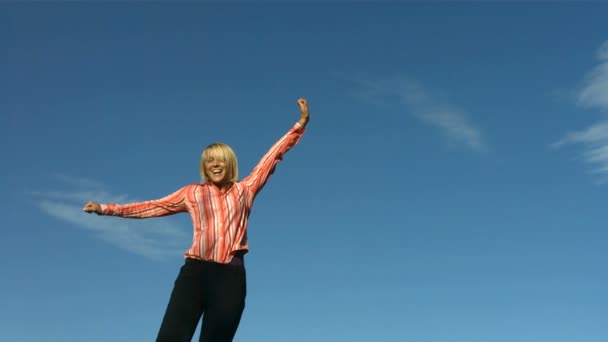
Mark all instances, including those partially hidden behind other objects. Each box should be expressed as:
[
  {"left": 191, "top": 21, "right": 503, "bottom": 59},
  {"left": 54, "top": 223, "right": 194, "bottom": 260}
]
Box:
[
  {"left": 297, "top": 98, "right": 309, "bottom": 128},
  {"left": 83, "top": 201, "right": 102, "bottom": 215}
]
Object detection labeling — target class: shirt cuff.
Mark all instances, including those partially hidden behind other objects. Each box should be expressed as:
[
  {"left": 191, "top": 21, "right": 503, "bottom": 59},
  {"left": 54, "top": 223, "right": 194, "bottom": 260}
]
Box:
[{"left": 293, "top": 122, "right": 306, "bottom": 133}]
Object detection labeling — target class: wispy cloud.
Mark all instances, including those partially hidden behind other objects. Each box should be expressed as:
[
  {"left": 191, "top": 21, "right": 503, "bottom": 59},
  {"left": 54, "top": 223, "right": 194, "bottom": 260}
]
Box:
[
  {"left": 553, "top": 121, "right": 608, "bottom": 182},
  {"left": 347, "top": 75, "right": 487, "bottom": 152},
  {"left": 577, "top": 41, "right": 608, "bottom": 110},
  {"left": 554, "top": 40, "right": 608, "bottom": 182},
  {"left": 30, "top": 175, "right": 188, "bottom": 259}
]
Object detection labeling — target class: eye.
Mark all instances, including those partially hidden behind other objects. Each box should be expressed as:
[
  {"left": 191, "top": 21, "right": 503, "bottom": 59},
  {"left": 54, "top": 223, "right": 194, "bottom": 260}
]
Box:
[{"left": 206, "top": 157, "right": 226, "bottom": 164}]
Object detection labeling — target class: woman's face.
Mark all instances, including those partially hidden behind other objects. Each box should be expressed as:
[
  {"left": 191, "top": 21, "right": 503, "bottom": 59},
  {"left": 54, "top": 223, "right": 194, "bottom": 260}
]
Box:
[{"left": 205, "top": 157, "right": 230, "bottom": 186}]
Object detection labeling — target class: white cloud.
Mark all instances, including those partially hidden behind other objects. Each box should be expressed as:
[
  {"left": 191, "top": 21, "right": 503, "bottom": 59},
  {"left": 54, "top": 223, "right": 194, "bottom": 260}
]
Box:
[
  {"left": 31, "top": 176, "right": 188, "bottom": 260},
  {"left": 28, "top": 190, "right": 130, "bottom": 204},
  {"left": 577, "top": 41, "right": 608, "bottom": 110},
  {"left": 348, "top": 75, "right": 487, "bottom": 152},
  {"left": 598, "top": 40, "right": 608, "bottom": 60},
  {"left": 555, "top": 40, "right": 608, "bottom": 181},
  {"left": 554, "top": 121, "right": 608, "bottom": 180},
  {"left": 51, "top": 173, "right": 107, "bottom": 190}
]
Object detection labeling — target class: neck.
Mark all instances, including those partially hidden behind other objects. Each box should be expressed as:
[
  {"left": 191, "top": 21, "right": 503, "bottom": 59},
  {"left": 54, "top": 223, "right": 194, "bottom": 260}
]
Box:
[{"left": 211, "top": 181, "right": 232, "bottom": 192}]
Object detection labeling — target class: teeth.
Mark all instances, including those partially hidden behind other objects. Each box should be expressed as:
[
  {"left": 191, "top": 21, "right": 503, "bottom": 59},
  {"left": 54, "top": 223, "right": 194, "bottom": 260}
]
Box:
[{"left": 212, "top": 170, "right": 222, "bottom": 174}]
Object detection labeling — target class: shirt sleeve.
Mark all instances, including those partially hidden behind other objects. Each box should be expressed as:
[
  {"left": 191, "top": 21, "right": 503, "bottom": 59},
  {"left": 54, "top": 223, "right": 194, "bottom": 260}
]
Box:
[
  {"left": 241, "top": 122, "right": 305, "bottom": 197},
  {"left": 100, "top": 185, "right": 190, "bottom": 218}
]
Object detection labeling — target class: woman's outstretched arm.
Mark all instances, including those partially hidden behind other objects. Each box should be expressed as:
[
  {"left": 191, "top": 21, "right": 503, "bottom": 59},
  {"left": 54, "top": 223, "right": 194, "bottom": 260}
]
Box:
[
  {"left": 82, "top": 185, "right": 190, "bottom": 218},
  {"left": 241, "top": 98, "right": 310, "bottom": 196}
]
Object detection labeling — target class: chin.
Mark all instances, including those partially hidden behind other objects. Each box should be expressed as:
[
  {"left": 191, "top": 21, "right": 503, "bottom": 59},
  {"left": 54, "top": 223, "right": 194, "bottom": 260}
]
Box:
[{"left": 211, "top": 177, "right": 228, "bottom": 184}]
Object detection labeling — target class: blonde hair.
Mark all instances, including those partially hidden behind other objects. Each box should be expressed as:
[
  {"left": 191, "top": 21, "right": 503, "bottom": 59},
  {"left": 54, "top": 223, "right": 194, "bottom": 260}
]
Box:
[{"left": 200, "top": 143, "right": 239, "bottom": 183}]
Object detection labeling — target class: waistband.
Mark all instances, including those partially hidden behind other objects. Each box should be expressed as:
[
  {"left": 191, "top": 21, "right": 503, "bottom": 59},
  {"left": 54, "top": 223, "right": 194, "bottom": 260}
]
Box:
[{"left": 186, "top": 251, "right": 245, "bottom": 267}]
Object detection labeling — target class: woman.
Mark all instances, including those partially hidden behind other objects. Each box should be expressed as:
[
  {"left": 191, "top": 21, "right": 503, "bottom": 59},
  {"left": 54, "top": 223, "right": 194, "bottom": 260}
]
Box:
[{"left": 83, "top": 98, "right": 310, "bottom": 342}]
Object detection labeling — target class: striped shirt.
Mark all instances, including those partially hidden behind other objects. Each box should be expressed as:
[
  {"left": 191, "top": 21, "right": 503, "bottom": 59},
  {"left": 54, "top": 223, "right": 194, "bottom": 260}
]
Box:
[{"left": 100, "top": 122, "right": 305, "bottom": 263}]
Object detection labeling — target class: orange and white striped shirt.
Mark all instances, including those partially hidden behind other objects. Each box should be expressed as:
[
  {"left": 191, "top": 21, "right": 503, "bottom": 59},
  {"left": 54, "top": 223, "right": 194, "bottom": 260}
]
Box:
[{"left": 100, "top": 122, "right": 305, "bottom": 263}]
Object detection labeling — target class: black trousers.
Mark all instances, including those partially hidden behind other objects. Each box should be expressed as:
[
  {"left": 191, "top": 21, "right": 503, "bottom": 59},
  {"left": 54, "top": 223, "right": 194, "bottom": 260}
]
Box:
[{"left": 156, "top": 258, "right": 246, "bottom": 342}]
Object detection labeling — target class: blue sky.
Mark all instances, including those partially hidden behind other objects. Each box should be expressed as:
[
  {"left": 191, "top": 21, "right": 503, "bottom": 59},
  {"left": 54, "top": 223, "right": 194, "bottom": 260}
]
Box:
[{"left": 1, "top": 2, "right": 607, "bottom": 342}]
